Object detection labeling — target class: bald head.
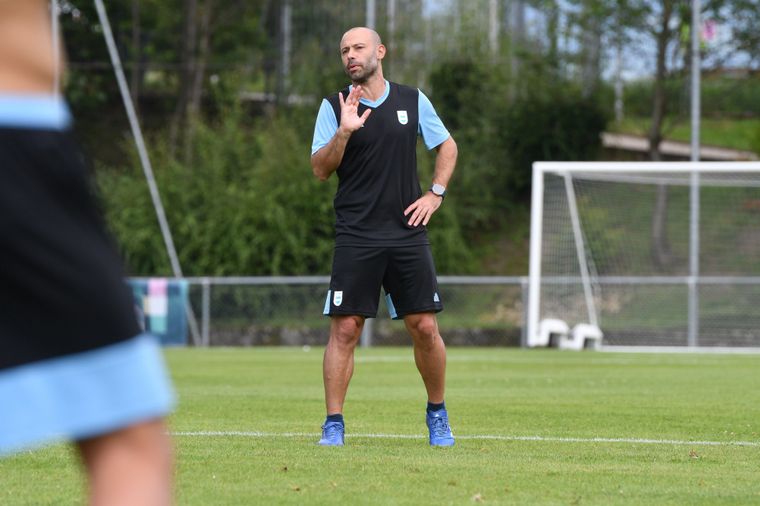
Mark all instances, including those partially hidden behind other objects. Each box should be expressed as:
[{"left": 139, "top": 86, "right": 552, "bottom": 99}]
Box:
[{"left": 340, "top": 27, "right": 382, "bottom": 50}]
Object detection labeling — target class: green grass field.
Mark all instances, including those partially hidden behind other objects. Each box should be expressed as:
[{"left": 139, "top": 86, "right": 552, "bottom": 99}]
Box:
[
  {"left": 2, "top": 347, "right": 759, "bottom": 505},
  {"left": 609, "top": 117, "right": 760, "bottom": 153}
]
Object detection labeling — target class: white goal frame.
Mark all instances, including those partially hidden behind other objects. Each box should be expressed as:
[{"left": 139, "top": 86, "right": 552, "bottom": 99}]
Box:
[{"left": 527, "top": 161, "right": 760, "bottom": 350}]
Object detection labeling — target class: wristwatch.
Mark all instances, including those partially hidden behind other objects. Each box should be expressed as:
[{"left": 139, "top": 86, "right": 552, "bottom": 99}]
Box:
[{"left": 430, "top": 183, "right": 446, "bottom": 199}]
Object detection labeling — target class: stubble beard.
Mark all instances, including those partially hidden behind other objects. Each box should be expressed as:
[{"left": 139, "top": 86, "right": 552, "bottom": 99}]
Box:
[{"left": 346, "top": 57, "right": 378, "bottom": 84}]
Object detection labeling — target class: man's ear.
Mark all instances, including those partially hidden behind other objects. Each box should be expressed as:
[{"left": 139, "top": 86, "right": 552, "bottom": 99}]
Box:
[{"left": 376, "top": 44, "right": 386, "bottom": 60}]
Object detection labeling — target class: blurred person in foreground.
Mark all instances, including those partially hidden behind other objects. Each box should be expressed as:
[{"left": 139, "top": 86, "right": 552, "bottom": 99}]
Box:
[
  {"left": 0, "top": 2, "right": 174, "bottom": 504},
  {"left": 310, "top": 27, "right": 458, "bottom": 446}
]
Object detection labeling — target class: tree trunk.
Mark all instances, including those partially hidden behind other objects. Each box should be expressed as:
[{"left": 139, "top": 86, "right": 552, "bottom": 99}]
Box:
[
  {"left": 681, "top": 13, "right": 693, "bottom": 120},
  {"left": 366, "top": 0, "right": 376, "bottom": 28},
  {"left": 386, "top": 0, "right": 396, "bottom": 75},
  {"left": 614, "top": 30, "right": 624, "bottom": 123},
  {"left": 648, "top": 0, "right": 674, "bottom": 160},
  {"left": 509, "top": 0, "right": 525, "bottom": 100},
  {"left": 488, "top": 0, "right": 499, "bottom": 55},
  {"left": 275, "top": 0, "right": 291, "bottom": 107},
  {"left": 261, "top": 0, "right": 277, "bottom": 106},
  {"left": 580, "top": 1, "right": 602, "bottom": 98},
  {"left": 169, "top": 0, "right": 198, "bottom": 158},
  {"left": 649, "top": 0, "right": 675, "bottom": 271},
  {"left": 184, "top": 0, "right": 213, "bottom": 165},
  {"left": 546, "top": 0, "right": 560, "bottom": 74}
]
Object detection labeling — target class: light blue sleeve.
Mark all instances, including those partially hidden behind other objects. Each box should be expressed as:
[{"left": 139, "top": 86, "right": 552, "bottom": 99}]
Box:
[
  {"left": 417, "top": 90, "right": 450, "bottom": 150},
  {"left": 311, "top": 99, "right": 339, "bottom": 155}
]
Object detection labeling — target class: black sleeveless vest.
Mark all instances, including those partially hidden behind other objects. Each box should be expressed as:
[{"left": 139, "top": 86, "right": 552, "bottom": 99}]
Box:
[{"left": 327, "top": 82, "right": 428, "bottom": 246}]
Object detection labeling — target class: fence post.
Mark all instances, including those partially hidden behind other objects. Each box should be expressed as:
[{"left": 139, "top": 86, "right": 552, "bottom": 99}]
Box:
[
  {"left": 520, "top": 277, "right": 529, "bottom": 348},
  {"left": 360, "top": 318, "right": 373, "bottom": 347},
  {"left": 201, "top": 278, "right": 211, "bottom": 347}
]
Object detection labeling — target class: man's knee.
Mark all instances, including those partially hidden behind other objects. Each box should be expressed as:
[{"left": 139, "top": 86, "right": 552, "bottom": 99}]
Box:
[
  {"left": 407, "top": 314, "right": 439, "bottom": 342},
  {"left": 330, "top": 315, "right": 364, "bottom": 346}
]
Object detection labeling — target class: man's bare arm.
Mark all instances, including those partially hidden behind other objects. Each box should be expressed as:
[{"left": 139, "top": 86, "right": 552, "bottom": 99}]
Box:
[
  {"left": 310, "top": 86, "right": 371, "bottom": 181},
  {"left": 431, "top": 136, "right": 458, "bottom": 189},
  {"left": 311, "top": 126, "right": 352, "bottom": 181},
  {"left": 403, "top": 136, "right": 458, "bottom": 227},
  {"left": 0, "top": 0, "right": 61, "bottom": 94}
]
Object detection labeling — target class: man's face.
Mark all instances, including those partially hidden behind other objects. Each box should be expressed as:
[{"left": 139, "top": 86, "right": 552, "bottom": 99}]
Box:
[{"left": 340, "top": 29, "right": 382, "bottom": 83}]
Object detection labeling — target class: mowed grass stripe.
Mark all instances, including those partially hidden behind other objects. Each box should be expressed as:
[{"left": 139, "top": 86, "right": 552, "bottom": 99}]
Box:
[{"left": 172, "top": 430, "right": 760, "bottom": 447}]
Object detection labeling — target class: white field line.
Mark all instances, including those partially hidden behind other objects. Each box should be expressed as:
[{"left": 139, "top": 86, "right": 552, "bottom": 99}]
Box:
[
  {"left": 354, "top": 353, "right": 760, "bottom": 364},
  {"left": 171, "top": 431, "right": 760, "bottom": 447}
]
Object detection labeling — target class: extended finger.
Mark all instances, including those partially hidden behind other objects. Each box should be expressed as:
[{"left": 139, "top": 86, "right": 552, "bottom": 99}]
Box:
[
  {"left": 409, "top": 207, "right": 426, "bottom": 226},
  {"left": 406, "top": 207, "right": 418, "bottom": 225},
  {"left": 404, "top": 200, "right": 420, "bottom": 216},
  {"left": 348, "top": 86, "right": 361, "bottom": 104},
  {"left": 417, "top": 209, "right": 430, "bottom": 227}
]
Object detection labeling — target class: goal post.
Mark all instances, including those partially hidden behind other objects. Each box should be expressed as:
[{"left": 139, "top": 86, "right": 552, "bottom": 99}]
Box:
[{"left": 527, "top": 161, "right": 760, "bottom": 350}]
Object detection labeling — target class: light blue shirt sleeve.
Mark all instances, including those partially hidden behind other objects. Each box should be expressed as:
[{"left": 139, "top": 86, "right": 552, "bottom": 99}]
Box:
[
  {"left": 417, "top": 90, "right": 450, "bottom": 150},
  {"left": 311, "top": 99, "right": 339, "bottom": 155}
]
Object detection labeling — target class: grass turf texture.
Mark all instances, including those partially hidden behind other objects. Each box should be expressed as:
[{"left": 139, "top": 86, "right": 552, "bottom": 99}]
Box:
[
  {"left": 1, "top": 347, "right": 759, "bottom": 505},
  {"left": 609, "top": 118, "right": 760, "bottom": 153}
]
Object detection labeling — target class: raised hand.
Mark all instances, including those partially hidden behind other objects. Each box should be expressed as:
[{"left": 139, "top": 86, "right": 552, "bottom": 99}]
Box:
[{"left": 338, "top": 85, "right": 372, "bottom": 133}]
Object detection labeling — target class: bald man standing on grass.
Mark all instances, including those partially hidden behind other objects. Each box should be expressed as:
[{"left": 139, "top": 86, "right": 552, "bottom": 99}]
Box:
[{"left": 310, "top": 27, "right": 458, "bottom": 447}]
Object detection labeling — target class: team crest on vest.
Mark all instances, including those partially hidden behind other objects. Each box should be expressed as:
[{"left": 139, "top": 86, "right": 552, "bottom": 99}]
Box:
[
  {"left": 397, "top": 110, "right": 408, "bottom": 125},
  {"left": 333, "top": 291, "right": 343, "bottom": 307}
]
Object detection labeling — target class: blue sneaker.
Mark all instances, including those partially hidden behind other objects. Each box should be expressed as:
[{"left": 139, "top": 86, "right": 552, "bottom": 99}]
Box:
[
  {"left": 318, "top": 421, "right": 345, "bottom": 446},
  {"left": 426, "top": 409, "right": 455, "bottom": 447}
]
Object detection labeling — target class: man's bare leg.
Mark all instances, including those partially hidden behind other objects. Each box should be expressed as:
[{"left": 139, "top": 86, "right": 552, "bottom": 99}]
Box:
[
  {"left": 404, "top": 312, "right": 454, "bottom": 445},
  {"left": 404, "top": 312, "right": 446, "bottom": 403},
  {"left": 77, "top": 418, "right": 173, "bottom": 506},
  {"left": 323, "top": 315, "right": 364, "bottom": 415}
]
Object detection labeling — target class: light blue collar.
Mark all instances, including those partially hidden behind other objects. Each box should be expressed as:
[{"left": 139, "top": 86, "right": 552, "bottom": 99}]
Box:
[
  {"left": 349, "top": 79, "right": 390, "bottom": 108},
  {"left": 0, "top": 94, "right": 71, "bottom": 130}
]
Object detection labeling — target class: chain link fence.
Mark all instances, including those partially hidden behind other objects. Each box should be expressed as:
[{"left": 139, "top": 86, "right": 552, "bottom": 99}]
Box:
[
  {"left": 183, "top": 276, "right": 528, "bottom": 347},
  {"left": 129, "top": 275, "right": 760, "bottom": 348}
]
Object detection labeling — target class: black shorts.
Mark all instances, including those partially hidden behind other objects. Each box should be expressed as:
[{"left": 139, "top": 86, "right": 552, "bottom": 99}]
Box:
[
  {"left": 0, "top": 128, "right": 141, "bottom": 370},
  {"left": 323, "top": 244, "right": 443, "bottom": 320}
]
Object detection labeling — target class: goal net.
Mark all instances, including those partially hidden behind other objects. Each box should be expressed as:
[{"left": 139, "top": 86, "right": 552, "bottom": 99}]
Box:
[{"left": 527, "top": 162, "right": 760, "bottom": 350}]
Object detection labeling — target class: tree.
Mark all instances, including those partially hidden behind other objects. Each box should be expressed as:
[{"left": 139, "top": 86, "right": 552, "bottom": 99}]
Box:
[
  {"left": 168, "top": 0, "right": 266, "bottom": 159},
  {"left": 168, "top": 0, "right": 199, "bottom": 156},
  {"left": 729, "top": 0, "right": 760, "bottom": 67},
  {"left": 562, "top": 0, "right": 649, "bottom": 102}
]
